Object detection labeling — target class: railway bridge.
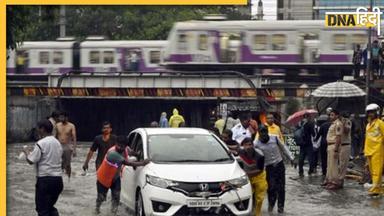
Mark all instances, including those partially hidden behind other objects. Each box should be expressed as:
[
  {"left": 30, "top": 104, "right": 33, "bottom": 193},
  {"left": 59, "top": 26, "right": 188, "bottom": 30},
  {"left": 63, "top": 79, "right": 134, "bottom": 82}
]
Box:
[{"left": 6, "top": 72, "right": 383, "bottom": 142}]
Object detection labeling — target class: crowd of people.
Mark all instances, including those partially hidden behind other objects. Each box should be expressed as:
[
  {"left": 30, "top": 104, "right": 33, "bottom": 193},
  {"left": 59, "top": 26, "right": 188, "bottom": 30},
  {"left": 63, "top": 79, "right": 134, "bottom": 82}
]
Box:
[
  {"left": 352, "top": 40, "right": 384, "bottom": 79},
  {"left": 212, "top": 104, "right": 384, "bottom": 215},
  {"left": 20, "top": 103, "right": 384, "bottom": 216}
]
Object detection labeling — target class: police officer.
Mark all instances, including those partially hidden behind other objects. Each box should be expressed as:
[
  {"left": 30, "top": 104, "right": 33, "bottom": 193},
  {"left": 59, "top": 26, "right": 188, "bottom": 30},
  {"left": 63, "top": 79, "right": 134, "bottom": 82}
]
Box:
[{"left": 364, "top": 104, "right": 384, "bottom": 196}]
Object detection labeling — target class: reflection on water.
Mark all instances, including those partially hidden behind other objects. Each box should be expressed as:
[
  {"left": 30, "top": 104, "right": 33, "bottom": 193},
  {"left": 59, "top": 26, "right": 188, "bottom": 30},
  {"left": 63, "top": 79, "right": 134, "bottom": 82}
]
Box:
[{"left": 7, "top": 143, "right": 384, "bottom": 216}]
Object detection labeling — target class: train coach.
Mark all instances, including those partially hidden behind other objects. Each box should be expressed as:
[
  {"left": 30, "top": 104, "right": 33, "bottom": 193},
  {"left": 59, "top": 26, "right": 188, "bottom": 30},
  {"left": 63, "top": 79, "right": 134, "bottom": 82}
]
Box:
[
  {"left": 163, "top": 20, "right": 371, "bottom": 73},
  {"left": 7, "top": 38, "right": 167, "bottom": 74}
]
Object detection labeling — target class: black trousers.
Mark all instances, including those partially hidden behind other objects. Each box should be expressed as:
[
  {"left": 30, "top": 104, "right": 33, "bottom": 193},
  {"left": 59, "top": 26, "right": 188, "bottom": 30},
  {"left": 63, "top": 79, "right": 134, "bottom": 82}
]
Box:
[
  {"left": 266, "top": 161, "right": 285, "bottom": 211},
  {"left": 299, "top": 145, "right": 314, "bottom": 175},
  {"left": 96, "top": 178, "right": 121, "bottom": 213},
  {"left": 319, "top": 142, "right": 328, "bottom": 176},
  {"left": 353, "top": 64, "right": 360, "bottom": 79},
  {"left": 35, "top": 176, "right": 63, "bottom": 216},
  {"left": 311, "top": 148, "right": 319, "bottom": 172}
]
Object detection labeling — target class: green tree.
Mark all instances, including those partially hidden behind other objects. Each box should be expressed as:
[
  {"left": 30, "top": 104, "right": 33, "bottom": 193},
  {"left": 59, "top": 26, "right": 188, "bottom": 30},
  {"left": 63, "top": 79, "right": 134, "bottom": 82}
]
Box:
[
  {"left": 12, "top": 5, "right": 251, "bottom": 41},
  {"left": 6, "top": 6, "right": 32, "bottom": 50}
]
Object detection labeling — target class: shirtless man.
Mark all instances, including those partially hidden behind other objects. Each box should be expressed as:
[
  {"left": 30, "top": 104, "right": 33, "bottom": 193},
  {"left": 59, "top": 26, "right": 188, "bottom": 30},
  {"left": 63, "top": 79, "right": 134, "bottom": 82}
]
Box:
[{"left": 56, "top": 111, "right": 77, "bottom": 178}]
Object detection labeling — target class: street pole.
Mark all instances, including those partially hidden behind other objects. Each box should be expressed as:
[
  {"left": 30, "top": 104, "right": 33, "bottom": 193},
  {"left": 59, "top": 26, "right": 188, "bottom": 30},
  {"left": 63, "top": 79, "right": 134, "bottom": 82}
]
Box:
[
  {"left": 365, "top": 0, "right": 373, "bottom": 106},
  {"left": 59, "top": 6, "right": 66, "bottom": 38}
]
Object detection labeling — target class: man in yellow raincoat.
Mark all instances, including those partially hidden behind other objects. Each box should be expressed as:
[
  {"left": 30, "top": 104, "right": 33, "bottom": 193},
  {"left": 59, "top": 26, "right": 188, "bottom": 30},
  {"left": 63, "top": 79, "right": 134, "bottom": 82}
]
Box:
[
  {"left": 364, "top": 103, "right": 384, "bottom": 196},
  {"left": 169, "top": 108, "right": 185, "bottom": 128}
]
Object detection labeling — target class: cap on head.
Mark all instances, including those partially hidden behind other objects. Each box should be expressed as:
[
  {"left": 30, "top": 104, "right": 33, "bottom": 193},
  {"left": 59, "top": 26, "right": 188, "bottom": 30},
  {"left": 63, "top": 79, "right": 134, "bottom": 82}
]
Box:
[{"left": 366, "top": 103, "right": 380, "bottom": 114}]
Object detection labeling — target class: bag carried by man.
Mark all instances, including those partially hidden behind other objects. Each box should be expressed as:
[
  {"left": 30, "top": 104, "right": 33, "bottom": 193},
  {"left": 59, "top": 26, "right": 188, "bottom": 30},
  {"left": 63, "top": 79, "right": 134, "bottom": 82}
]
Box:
[{"left": 293, "top": 123, "right": 305, "bottom": 147}]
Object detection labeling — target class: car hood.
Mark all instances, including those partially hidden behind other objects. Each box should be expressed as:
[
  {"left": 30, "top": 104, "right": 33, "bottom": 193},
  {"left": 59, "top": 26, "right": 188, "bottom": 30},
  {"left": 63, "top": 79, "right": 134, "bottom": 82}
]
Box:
[{"left": 145, "top": 161, "right": 245, "bottom": 182}]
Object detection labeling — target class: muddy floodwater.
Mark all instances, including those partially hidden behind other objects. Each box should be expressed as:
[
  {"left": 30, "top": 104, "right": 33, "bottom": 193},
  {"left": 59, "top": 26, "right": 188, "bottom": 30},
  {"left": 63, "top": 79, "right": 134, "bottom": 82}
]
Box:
[{"left": 7, "top": 143, "right": 384, "bottom": 216}]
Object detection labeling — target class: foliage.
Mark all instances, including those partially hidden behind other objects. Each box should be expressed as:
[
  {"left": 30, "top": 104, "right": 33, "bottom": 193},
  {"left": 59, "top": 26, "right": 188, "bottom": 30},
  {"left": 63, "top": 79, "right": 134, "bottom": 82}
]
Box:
[
  {"left": 7, "top": 5, "right": 251, "bottom": 45},
  {"left": 7, "top": 6, "right": 32, "bottom": 50}
]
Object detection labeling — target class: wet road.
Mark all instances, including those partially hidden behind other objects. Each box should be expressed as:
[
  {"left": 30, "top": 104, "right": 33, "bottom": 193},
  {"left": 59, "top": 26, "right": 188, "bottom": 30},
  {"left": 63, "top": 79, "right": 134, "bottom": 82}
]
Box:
[{"left": 7, "top": 143, "right": 384, "bottom": 216}]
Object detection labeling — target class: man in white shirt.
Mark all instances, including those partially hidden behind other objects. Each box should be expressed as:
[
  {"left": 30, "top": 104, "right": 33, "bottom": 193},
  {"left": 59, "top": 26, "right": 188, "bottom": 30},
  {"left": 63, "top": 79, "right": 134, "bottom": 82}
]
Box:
[
  {"left": 231, "top": 112, "right": 253, "bottom": 144},
  {"left": 23, "top": 119, "right": 63, "bottom": 216},
  {"left": 225, "top": 112, "right": 240, "bottom": 130}
]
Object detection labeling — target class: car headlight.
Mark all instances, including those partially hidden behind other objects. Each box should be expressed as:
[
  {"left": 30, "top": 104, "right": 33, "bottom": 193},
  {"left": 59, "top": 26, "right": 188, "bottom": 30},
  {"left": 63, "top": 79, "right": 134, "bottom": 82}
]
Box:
[
  {"left": 227, "top": 175, "right": 249, "bottom": 188},
  {"left": 146, "top": 175, "right": 179, "bottom": 188}
]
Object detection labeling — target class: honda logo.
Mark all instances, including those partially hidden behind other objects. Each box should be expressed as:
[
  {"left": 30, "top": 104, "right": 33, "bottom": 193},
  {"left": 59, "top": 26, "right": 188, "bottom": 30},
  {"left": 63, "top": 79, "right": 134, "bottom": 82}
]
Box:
[{"left": 199, "top": 183, "right": 209, "bottom": 191}]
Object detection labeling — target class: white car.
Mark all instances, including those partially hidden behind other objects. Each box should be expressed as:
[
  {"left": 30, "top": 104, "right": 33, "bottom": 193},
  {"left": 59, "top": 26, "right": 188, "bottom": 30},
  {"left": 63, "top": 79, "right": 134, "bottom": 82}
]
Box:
[{"left": 120, "top": 128, "right": 253, "bottom": 216}]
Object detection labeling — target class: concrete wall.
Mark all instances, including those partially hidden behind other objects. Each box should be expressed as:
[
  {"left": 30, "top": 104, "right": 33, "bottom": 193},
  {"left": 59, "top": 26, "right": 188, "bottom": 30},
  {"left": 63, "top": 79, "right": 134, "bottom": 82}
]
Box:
[{"left": 7, "top": 95, "right": 58, "bottom": 142}]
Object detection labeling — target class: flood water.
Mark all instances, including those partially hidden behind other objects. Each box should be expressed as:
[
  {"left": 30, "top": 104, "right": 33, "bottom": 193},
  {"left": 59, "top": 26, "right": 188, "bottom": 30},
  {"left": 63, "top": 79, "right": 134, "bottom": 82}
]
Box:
[{"left": 7, "top": 143, "right": 384, "bottom": 216}]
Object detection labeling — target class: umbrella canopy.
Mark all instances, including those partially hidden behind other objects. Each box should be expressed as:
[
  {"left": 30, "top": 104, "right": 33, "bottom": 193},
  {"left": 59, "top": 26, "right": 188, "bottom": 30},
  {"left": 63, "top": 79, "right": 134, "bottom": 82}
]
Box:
[
  {"left": 285, "top": 109, "right": 318, "bottom": 126},
  {"left": 311, "top": 81, "right": 366, "bottom": 98}
]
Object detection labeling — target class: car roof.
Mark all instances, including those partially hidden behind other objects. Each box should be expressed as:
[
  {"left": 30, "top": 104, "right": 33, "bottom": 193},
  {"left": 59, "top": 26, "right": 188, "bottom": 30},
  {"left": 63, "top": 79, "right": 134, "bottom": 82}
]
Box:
[{"left": 137, "top": 128, "right": 212, "bottom": 136}]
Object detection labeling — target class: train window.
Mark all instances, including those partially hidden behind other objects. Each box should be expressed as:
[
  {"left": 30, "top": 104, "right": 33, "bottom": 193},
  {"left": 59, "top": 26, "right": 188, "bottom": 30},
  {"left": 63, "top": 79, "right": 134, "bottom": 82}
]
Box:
[
  {"left": 333, "top": 34, "right": 347, "bottom": 50},
  {"left": 178, "top": 34, "right": 188, "bottom": 51},
  {"left": 53, "top": 51, "right": 63, "bottom": 64},
  {"left": 198, "top": 34, "right": 208, "bottom": 50},
  {"left": 89, "top": 51, "right": 100, "bottom": 64},
  {"left": 103, "top": 51, "right": 114, "bottom": 64},
  {"left": 253, "top": 35, "right": 267, "bottom": 50},
  {"left": 39, "top": 51, "right": 49, "bottom": 64},
  {"left": 271, "top": 34, "right": 287, "bottom": 50},
  {"left": 150, "top": 51, "right": 161, "bottom": 64},
  {"left": 351, "top": 34, "right": 366, "bottom": 49}
]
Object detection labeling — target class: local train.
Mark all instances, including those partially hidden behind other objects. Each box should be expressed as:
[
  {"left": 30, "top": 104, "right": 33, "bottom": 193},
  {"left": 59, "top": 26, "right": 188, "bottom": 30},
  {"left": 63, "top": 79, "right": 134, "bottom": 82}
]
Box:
[
  {"left": 163, "top": 20, "right": 372, "bottom": 71},
  {"left": 7, "top": 20, "right": 376, "bottom": 75},
  {"left": 7, "top": 39, "right": 167, "bottom": 74}
]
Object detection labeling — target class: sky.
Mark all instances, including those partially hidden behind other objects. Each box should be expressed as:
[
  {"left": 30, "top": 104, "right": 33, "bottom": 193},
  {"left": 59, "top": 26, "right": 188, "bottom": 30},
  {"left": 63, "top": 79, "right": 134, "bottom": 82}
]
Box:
[{"left": 251, "top": 0, "right": 277, "bottom": 20}]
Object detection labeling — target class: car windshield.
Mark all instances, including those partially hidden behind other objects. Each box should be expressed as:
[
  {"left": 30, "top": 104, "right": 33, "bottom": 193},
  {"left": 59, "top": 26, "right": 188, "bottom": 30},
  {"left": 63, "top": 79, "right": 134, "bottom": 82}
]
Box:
[{"left": 148, "top": 134, "right": 233, "bottom": 163}]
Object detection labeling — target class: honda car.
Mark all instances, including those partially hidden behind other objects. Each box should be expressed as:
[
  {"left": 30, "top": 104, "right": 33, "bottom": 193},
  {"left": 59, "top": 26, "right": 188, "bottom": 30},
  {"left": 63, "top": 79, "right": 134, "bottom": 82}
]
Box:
[{"left": 120, "top": 128, "right": 253, "bottom": 216}]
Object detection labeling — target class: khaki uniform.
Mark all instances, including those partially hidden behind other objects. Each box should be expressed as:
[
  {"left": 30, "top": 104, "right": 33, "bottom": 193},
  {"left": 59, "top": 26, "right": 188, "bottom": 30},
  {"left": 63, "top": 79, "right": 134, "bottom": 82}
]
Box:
[
  {"left": 325, "top": 119, "right": 343, "bottom": 184},
  {"left": 339, "top": 118, "right": 352, "bottom": 184}
]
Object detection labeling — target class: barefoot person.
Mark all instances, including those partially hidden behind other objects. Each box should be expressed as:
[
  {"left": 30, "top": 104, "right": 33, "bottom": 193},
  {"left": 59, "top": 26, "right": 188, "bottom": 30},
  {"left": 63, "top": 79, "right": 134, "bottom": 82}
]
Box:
[
  {"left": 56, "top": 111, "right": 77, "bottom": 178},
  {"left": 95, "top": 136, "right": 150, "bottom": 215},
  {"left": 23, "top": 120, "right": 63, "bottom": 216}
]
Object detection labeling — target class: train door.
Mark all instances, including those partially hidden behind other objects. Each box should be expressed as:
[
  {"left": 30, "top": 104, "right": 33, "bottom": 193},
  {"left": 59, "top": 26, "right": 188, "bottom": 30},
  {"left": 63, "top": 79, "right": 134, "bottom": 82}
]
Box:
[
  {"left": 15, "top": 49, "right": 28, "bottom": 73},
  {"left": 299, "top": 33, "right": 320, "bottom": 63},
  {"left": 124, "top": 48, "right": 142, "bottom": 71},
  {"left": 219, "top": 32, "right": 241, "bottom": 63},
  {"left": 72, "top": 42, "right": 80, "bottom": 72}
]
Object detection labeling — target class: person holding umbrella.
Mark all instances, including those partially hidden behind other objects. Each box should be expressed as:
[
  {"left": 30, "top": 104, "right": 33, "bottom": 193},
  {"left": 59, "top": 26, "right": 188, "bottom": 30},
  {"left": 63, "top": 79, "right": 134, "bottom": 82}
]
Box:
[{"left": 285, "top": 109, "right": 317, "bottom": 177}]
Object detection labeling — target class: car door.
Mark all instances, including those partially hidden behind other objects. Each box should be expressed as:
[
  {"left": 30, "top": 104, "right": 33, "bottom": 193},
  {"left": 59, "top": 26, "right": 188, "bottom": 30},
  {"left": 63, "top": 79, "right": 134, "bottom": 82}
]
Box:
[{"left": 121, "top": 132, "right": 137, "bottom": 209}]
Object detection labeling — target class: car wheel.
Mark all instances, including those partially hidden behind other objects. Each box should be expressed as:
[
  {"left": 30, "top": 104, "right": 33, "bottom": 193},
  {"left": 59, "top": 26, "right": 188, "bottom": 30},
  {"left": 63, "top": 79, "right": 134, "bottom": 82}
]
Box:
[{"left": 135, "top": 191, "right": 145, "bottom": 216}]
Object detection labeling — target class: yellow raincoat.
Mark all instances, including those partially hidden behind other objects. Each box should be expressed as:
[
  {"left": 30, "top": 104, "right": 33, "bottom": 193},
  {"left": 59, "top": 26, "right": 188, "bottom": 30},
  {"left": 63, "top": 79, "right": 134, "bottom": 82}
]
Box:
[
  {"left": 169, "top": 108, "right": 185, "bottom": 128},
  {"left": 364, "top": 118, "right": 384, "bottom": 195},
  {"left": 250, "top": 171, "right": 268, "bottom": 216}
]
